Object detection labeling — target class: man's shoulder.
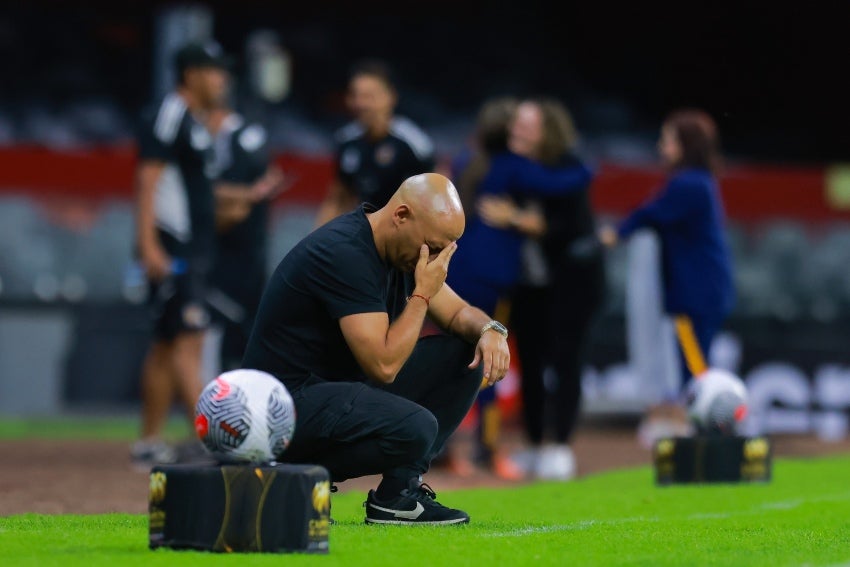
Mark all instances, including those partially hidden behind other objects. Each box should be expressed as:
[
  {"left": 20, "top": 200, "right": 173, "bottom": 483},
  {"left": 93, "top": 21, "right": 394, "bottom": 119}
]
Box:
[
  {"left": 314, "top": 212, "right": 379, "bottom": 261},
  {"left": 316, "top": 210, "right": 369, "bottom": 244},
  {"left": 139, "top": 92, "right": 190, "bottom": 145},
  {"left": 389, "top": 116, "right": 434, "bottom": 160},
  {"left": 334, "top": 121, "right": 365, "bottom": 145}
]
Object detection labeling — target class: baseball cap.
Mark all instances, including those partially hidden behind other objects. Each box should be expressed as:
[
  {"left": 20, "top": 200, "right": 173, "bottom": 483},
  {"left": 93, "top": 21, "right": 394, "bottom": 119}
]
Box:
[{"left": 174, "top": 40, "right": 233, "bottom": 76}]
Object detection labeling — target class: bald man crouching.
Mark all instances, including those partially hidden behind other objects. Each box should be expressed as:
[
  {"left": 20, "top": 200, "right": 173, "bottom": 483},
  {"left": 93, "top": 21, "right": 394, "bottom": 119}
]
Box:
[{"left": 242, "top": 173, "right": 510, "bottom": 525}]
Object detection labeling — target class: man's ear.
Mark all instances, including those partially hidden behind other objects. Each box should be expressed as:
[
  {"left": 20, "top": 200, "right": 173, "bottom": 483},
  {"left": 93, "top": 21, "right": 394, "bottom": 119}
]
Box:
[{"left": 393, "top": 204, "right": 412, "bottom": 225}]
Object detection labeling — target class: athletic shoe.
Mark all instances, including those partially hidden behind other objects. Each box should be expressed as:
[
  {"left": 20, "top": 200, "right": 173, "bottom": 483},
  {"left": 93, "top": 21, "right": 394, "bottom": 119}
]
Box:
[
  {"left": 510, "top": 447, "right": 539, "bottom": 476},
  {"left": 473, "top": 444, "right": 524, "bottom": 480},
  {"left": 491, "top": 451, "right": 525, "bottom": 481},
  {"left": 534, "top": 444, "right": 576, "bottom": 481},
  {"left": 130, "top": 439, "right": 177, "bottom": 471},
  {"left": 445, "top": 453, "right": 477, "bottom": 478},
  {"left": 364, "top": 479, "right": 470, "bottom": 525}
]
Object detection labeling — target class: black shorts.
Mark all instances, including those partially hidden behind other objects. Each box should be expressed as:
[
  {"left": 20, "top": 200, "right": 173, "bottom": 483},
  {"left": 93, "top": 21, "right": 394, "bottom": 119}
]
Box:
[
  {"left": 147, "top": 268, "right": 210, "bottom": 341},
  {"left": 142, "top": 230, "right": 213, "bottom": 340}
]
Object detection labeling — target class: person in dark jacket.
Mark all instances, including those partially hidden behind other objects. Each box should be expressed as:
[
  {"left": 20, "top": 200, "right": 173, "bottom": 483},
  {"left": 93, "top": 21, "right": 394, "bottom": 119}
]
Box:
[
  {"left": 475, "top": 98, "right": 606, "bottom": 480},
  {"left": 599, "top": 108, "right": 735, "bottom": 389},
  {"left": 446, "top": 97, "right": 594, "bottom": 479}
]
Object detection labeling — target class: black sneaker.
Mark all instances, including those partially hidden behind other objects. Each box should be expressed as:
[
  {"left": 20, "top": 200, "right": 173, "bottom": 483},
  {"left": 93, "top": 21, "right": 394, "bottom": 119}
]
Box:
[{"left": 364, "top": 480, "right": 470, "bottom": 525}]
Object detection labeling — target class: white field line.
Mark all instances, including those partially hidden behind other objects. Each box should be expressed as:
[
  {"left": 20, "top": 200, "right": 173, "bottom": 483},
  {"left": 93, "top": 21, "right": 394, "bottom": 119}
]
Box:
[{"left": 485, "top": 491, "right": 850, "bottom": 538}]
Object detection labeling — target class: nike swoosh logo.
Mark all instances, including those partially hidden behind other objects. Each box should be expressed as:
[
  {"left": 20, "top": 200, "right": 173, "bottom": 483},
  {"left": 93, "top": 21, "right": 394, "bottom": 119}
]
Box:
[{"left": 369, "top": 501, "right": 426, "bottom": 519}]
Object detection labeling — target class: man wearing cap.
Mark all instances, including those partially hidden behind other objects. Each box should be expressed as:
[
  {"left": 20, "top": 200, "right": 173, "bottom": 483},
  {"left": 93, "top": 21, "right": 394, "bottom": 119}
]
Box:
[{"left": 131, "top": 40, "right": 231, "bottom": 467}]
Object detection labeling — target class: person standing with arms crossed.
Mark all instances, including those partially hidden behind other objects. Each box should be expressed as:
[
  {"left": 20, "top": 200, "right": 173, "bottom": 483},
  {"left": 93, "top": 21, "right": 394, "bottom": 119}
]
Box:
[
  {"left": 131, "top": 41, "right": 231, "bottom": 467},
  {"left": 242, "top": 173, "right": 510, "bottom": 524},
  {"left": 314, "top": 59, "right": 436, "bottom": 226}
]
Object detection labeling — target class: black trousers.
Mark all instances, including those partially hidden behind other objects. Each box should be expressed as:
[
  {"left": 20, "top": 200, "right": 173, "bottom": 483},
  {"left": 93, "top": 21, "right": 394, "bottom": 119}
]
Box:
[
  {"left": 209, "top": 260, "right": 266, "bottom": 372},
  {"left": 278, "top": 334, "right": 483, "bottom": 483},
  {"left": 511, "top": 254, "right": 606, "bottom": 445}
]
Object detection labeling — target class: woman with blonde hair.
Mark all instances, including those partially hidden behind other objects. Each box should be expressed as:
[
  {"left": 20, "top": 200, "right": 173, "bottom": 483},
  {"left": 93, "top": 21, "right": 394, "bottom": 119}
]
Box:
[
  {"left": 474, "top": 97, "right": 606, "bottom": 480},
  {"left": 447, "top": 96, "right": 597, "bottom": 479}
]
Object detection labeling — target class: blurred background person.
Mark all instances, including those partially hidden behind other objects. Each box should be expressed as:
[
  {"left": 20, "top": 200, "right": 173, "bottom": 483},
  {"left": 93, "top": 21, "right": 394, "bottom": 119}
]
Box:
[
  {"left": 476, "top": 98, "right": 606, "bottom": 480},
  {"left": 130, "top": 40, "right": 231, "bottom": 467},
  {"left": 438, "top": 96, "right": 520, "bottom": 479},
  {"left": 598, "top": 108, "right": 735, "bottom": 441},
  {"left": 454, "top": 97, "right": 520, "bottom": 224},
  {"left": 206, "top": 101, "right": 288, "bottom": 373},
  {"left": 445, "top": 95, "right": 595, "bottom": 478},
  {"left": 313, "top": 58, "right": 436, "bottom": 227}
]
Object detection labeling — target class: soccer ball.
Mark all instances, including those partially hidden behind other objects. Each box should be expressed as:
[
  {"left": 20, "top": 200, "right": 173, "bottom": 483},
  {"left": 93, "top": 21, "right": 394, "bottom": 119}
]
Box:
[
  {"left": 685, "top": 368, "right": 748, "bottom": 434},
  {"left": 195, "top": 369, "right": 296, "bottom": 463}
]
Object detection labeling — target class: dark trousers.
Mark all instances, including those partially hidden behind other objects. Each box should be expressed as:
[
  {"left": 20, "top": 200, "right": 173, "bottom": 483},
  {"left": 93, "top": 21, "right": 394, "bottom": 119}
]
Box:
[
  {"left": 279, "top": 334, "right": 483, "bottom": 483},
  {"left": 219, "top": 308, "right": 258, "bottom": 372},
  {"left": 209, "top": 258, "right": 266, "bottom": 372},
  {"left": 511, "top": 255, "right": 606, "bottom": 445}
]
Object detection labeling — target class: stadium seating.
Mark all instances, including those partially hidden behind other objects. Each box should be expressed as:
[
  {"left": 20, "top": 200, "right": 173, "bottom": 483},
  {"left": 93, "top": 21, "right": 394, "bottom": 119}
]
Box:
[
  {"left": 0, "top": 196, "right": 58, "bottom": 300},
  {"left": 2, "top": 196, "right": 850, "bottom": 326}
]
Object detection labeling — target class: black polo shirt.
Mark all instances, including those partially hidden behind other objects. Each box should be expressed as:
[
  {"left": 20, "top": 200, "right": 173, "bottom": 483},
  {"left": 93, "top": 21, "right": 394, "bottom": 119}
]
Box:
[
  {"left": 335, "top": 116, "right": 436, "bottom": 208},
  {"left": 210, "top": 114, "right": 271, "bottom": 280},
  {"left": 136, "top": 92, "right": 215, "bottom": 266},
  {"left": 242, "top": 205, "right": 413, "bottom": 391}
]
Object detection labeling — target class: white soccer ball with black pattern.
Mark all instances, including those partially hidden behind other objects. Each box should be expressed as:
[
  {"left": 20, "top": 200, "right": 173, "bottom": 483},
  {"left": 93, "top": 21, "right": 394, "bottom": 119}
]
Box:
[
  {"left": 195, "top": 369, "right": 296, "bottom": 463},
  {"left": 685, "top": 368, "right": 748, "bottom": 435}
]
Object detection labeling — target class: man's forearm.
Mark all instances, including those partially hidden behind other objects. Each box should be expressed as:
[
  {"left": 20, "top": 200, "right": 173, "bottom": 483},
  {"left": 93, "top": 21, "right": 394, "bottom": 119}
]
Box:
[
  {"left": 136, "top": 162, "right": 167, "bottom": 250},
  {"left": 136, "top": 180, "right": 159, "bottom": 249},
  {"left": 215, "top": 182, "right": 255, "bottom": 204},
  {"left": 375, "top": 297, "right": 430, "bottom": 383},
  {"left": 448, "top": 303, "right": 496, "bottom": 344}
]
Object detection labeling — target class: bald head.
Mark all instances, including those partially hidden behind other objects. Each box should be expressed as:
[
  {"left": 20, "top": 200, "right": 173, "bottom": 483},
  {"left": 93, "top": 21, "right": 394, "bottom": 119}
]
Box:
[
  {"left": 391, "top": 173, "right": 465, "bottom": 239},
  {"left": 367, "top": 173, "right": 465, "bottom": 272}
]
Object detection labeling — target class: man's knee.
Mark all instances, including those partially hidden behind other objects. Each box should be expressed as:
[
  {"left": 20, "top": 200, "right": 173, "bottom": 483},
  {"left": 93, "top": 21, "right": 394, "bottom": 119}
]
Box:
[
  {"left": 390, "top": 408, "right": 438, "bottom": 458},
  {"left": 440, "top": 334, "right": 477, "bottom": 360},
  {"left": 434, "top": 335, "right": 481, "bottom": 377},
  {"left": 446, "top": 336, "right": 485, "bottom": 388}
]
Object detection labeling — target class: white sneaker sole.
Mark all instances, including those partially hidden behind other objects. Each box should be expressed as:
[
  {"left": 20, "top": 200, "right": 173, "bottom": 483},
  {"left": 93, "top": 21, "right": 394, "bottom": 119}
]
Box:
[{"left": 364, "top": 517, "right": 470, "bottom": 525}]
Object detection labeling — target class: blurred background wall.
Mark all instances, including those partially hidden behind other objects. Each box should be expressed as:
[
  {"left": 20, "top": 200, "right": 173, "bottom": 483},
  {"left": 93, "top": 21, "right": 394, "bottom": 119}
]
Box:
[{"left": 1, "top": 1, "right": 849, "bottom": 440}]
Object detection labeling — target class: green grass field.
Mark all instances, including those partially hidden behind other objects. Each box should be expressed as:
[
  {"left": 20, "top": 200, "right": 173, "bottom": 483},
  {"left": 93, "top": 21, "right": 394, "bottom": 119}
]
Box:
[
  {"left": 2, "top": 439, "right": 849, "bottom": 567},
  {"left": 0, "top": 415, "right": 192, "bottom": 441}
]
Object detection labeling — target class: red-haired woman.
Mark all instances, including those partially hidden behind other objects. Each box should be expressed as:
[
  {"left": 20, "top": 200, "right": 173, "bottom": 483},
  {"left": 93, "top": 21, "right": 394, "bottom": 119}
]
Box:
[{"left": 600, "top": 109, "right": 735, "bottom": 392}]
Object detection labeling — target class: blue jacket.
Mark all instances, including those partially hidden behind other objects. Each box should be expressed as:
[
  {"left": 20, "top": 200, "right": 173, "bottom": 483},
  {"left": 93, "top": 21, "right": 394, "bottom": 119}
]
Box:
[
  {"left": 617, "top": 168, "right": 735, "bottom": 317},
  {"left": 449, "top": 151, "right": 593, "bottom": 292}
]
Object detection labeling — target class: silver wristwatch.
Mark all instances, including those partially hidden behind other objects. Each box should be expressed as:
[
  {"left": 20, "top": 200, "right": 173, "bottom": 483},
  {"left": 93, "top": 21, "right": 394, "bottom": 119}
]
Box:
[{"left": 480, "top": 320, "right": 508, "bottom": 339}]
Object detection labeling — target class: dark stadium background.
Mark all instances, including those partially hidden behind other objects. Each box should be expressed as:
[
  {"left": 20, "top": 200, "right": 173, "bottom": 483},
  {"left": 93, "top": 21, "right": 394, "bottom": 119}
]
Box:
[{"left": 1, "top": 1, "right": 846, "bottom": 162}]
